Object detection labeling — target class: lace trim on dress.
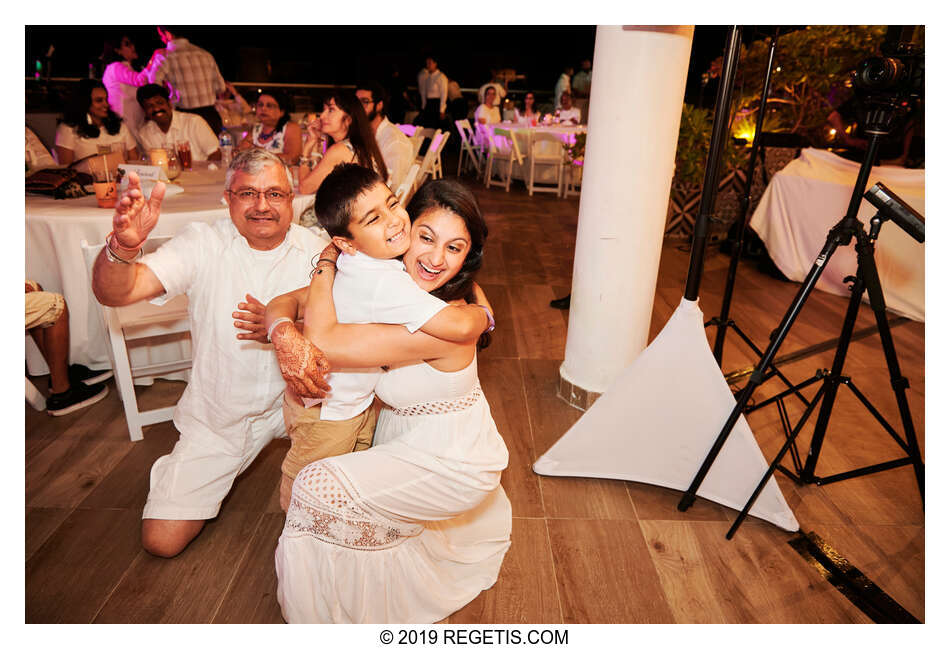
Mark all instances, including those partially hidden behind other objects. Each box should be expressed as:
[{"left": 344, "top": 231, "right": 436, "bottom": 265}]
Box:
[
  {"left": 389, "top": 385, "right": 483, "bottom": 417},
  {"left": 284, "top": 460, "right": 422, "bottom": 551}
]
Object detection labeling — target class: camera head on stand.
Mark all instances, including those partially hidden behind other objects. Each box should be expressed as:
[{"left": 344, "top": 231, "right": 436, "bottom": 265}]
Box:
[{"left": 850, "top": 41, "right": 923, "bottom": 135}]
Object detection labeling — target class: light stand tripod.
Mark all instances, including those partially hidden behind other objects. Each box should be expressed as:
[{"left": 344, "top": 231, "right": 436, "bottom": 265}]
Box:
[
  {"left": 678, "top": 111, "right": 925, "bottom": 538},
  {"left": 704, "top": 29, "right": 813, "bottom": 419}
]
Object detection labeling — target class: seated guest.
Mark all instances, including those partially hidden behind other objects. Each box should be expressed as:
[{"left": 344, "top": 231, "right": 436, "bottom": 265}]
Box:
[
  {"left": 446, "top": 77, "right": 468, "bottom": 123},
  {"left": 478, "top": 70, "right": 506, "bottom": 107},
  {"left": 474, "top": 86, "right": 502, "bottom": 126},
  {"left": 355, "top": 80, "right": 413, "bottom": 188},
  {"left": 557, "top": 91, "right": 582, "bottom": 124},
  {"left": 26, "top": 126, "right": 56, "bottom": 173},
  {"left": 26, "top": 281, "right": 112, "bottom": 416},
  {"left": 238, "top": 91, "right": 302, "bottom": 165},
  {"left": 299, "top": 92, "right": 387, "bottom": 195},
  {"left": 136, "top": 84, "right": 221, "bottom": 162},
  {"left": 55, "top": 79, "right": 139, "bottom": 173},
  {"left": 515, "top": 91, "right": 540, "bottom": 126},
  {"left": 101, "top": 34, "right": 157, "bottom": 138}
]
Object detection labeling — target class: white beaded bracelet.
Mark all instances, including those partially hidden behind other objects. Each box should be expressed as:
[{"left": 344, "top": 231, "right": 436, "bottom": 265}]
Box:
[{"left": 267, "top": 317, "right": 295, "bottom": 342}]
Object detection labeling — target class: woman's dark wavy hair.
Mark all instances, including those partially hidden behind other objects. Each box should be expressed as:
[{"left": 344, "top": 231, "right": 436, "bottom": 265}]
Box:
[
  {"left": 406, "top": 178, "right": 491, "bottom": 349},
  {"left": 322, "top": 90, "right": 388, "bottom": 183},
  {"left": 60, "top": 79, "right": 123, "bottom": 138},
  {"left": 259, "top": 90, "right": 292, "bottom": 133}
]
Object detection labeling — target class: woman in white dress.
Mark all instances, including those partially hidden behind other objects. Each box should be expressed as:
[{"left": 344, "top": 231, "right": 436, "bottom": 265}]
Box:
[
  {"left": 273, "top": 179, "right": 511, "bottom": 623},
  {"left": 54, "top": 79, "right": 139, "bottom": 174}
]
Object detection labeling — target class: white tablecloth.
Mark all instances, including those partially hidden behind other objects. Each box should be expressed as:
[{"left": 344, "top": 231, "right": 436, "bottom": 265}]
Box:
[
  {"left": 749, "top": 148, "right": 924, "bottom": 321},
  {"left": 478, "top": 123, "right": 585, "bottom": 183},
  {"left": 26, "top": 162, "right": 320, "bottom": 374},
  {"left": 26, "top": 164, "right": 232, "bottom": 374}
]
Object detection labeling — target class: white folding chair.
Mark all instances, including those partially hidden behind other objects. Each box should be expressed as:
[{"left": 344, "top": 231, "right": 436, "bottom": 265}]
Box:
[
  {"left": 394, "top": 162, "right": 421, "bottom": 208},
  {"left": 484, "top": 127, "right": 524, "bottom": 192},
  {"left": 455, "top": 119, "right": 483, "bottom": 177},
  {"left": 81, "top": 238, "right": 192, "bottom": 441},
  {"left": 562, "top": 160, "right": 583, "bottom": 197},
  {"left": 527, "top": 131, "right": 566, "bottom": 197},
  {"left": 431, "top": 130, "right": 451, "bottom": 179},
  {"left": 416, "top": 130, "right": 444, "bottom": 188},
  {"left": 25, "top": 376, "right": 46, "bottom": 411},
  {"left": 408, "top": 129, "right": 426, "bottom": 165}
]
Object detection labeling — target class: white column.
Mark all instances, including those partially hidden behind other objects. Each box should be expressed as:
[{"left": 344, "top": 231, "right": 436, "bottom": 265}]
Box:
[{"left": 560, "top": 25, "right": 694, "bottom": 395}]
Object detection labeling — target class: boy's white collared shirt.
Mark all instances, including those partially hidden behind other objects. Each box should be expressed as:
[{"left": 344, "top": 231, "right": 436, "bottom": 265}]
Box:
[{"left": 303, "top": 250, "right": 448, "bottom": 420}]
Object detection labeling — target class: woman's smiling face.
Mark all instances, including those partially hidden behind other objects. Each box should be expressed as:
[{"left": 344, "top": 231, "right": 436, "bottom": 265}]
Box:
[{"left": 404, "top": 207, "right": 471, "bottom": 293}]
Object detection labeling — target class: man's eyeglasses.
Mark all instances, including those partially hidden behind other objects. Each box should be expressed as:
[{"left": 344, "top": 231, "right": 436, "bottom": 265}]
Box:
[
  {"left": 358, "top": 97, "right": 375, "bottom": 105},
  {"left": 227, "top": 189, "right": 292, "bottom": 205}
]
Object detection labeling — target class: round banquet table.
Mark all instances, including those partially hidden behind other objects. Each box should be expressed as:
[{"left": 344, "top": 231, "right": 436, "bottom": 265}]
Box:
[
  {"left": 749, "top": 148, "right": 924, "bottom": 322},
  {"left": 477, "top": 122, "right": 585, "bottom": 183},
  {"left": 25, "top": 162, "right": 318, "bottom": 374}
]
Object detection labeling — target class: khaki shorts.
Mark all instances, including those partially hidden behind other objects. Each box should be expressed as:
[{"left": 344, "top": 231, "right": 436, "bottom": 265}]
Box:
[
  {"left": 279, "top": 392, "right": 377, "bottom": 510},
  {"left": 143, "top": 429, "right": 276, "bottom": 521},
  {"left": 25, "top": 283, "right": 65, "bottom": 330}
]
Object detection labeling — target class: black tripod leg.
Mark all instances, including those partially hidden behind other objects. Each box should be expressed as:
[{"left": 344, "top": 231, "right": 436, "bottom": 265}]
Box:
[
  {"left": 677, "top": 233, "right": 843, "bottom": 511},
  {"left": 854, "top": 234, "right": 925, "bottom": 506},
  {"left": 799, "top": 272, "right": 866, "bottom": 483},
  {"left": 726, "top": 381, "right": 828, "bottom": 539}
]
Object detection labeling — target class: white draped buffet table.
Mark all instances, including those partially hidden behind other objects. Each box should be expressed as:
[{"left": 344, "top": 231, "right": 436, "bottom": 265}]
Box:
[
  {"left": 749, "top": 148, "right": 924, "bottom": 322},
  {"left": 25, "top": 163, "right": 318, "bottom": 375}
]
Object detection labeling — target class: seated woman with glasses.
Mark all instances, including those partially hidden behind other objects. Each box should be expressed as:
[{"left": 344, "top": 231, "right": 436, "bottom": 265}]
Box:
[
  {"left": 298, "top": 92, "right": 387, "bottom": 196},
  {"left": 238, "top": 90, "right": 302, "bottom": 165}
]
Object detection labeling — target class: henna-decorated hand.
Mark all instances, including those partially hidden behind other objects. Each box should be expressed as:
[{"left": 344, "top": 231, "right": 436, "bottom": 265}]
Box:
[
  {"left": 318, "top": 242, "right": 340, "bottom": 264},
  {"left": 271, "top": 320, "right": 332, "bottom": 399},
  {"left": 232, "top": 293, "right": 268, "bottom": 342}
]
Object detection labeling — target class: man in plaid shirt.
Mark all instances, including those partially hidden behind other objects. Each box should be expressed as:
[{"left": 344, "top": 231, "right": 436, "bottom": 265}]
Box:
[{"left": 151, "top": 26, "right": 226, "bottom": 135}]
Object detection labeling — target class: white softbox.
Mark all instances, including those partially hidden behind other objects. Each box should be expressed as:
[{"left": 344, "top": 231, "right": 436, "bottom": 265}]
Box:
[{"left": 534, "top": 297, "right": 799, "bottom": 532}]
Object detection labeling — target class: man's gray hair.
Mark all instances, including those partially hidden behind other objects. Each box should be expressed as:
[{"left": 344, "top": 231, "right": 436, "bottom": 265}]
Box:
[{"left": 225, "top": 148, "right": 294, "bottom": 190}]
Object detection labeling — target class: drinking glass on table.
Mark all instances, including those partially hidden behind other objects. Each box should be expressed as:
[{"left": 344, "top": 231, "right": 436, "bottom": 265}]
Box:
[
  {"left": 165, "top": 148, "right": 181, "bottom": 180},
  {"left": 176, "top": 140, "right": 192, "bottom": 170}
]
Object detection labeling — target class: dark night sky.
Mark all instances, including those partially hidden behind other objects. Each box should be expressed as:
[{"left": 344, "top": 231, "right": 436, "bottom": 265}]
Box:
[{"left": 25, "top": 25, "right": 757, "bottom": 105}]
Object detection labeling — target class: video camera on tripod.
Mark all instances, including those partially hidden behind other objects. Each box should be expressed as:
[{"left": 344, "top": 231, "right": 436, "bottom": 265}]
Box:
[{"left": 851, "top": 41, "right": 923, "bottom": 133}]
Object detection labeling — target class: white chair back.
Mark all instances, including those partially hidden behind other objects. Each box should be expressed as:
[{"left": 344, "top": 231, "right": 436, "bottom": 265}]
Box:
[
  {"left": 416, "top": 130, "right": 444, "bottom": 189},
  {"left": 395, "top": 163, "right": 421, "bottom": 208},
  {"left": 408, "top": 130, "right": 426, "bottom": 163},
  {"left": 80, "top": 238, "right": 192, "bottom": 441},
  {"left": 527, "top": 131, "right": 567, "bottom": 197},
  {"left": 484, "top": 127, "right": 523, "bottom": 192},
  {"left": 455, "top": 119, "right": 483, "bottom": 176},
  {"left": 431, "top": 131, "right": 451, "bottom": 179}
]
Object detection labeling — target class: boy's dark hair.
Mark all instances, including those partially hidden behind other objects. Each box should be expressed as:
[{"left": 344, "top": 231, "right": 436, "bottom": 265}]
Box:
[{"left": 313, "top": 163, "right": 386, "bottom": 238}]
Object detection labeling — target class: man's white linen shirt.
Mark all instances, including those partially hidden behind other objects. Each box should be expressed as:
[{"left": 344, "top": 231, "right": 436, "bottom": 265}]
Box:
[
  {"left": 375, "top": 117, "right": 413, "bottom": 188},
  {"left": 417, "top": 68, "right": 448, "bottom": 114},
  {"left": 149, "top": 38, "right": 226, "bottom": 109},
  {"left": 303, "top": 251, "right": 448, "bottom": 420},
  {"left": 138, "top": 111, "right": 220, "bottom": 161},
  {"left": 142, "top": 219, "right": 329, "bottom": 454},
  {"left": 558, "top": 107, "right": 582, "bottom": 124}
]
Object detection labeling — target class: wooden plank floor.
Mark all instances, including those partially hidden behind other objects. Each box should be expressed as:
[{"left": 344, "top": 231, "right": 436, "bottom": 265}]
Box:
[{"left": 25, "top": 168, "right": 925, "bottom": 624}]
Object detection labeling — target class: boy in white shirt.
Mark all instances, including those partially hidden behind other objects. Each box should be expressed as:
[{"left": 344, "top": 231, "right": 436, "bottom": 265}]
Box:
[{"left": 266, "top": 164, "right": 491, "bottom": 509}]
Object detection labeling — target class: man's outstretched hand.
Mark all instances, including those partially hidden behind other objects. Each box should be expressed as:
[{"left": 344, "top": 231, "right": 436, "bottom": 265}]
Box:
[
  {"left": 270, "top": 320, "right": 332, "bottom": 399},
  {"left": 112, "top": 171, "right": 166, "bottom": 251}
]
